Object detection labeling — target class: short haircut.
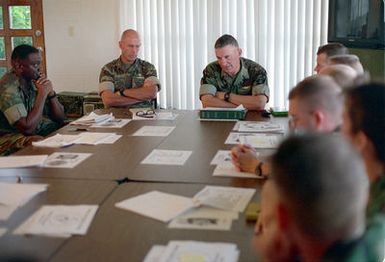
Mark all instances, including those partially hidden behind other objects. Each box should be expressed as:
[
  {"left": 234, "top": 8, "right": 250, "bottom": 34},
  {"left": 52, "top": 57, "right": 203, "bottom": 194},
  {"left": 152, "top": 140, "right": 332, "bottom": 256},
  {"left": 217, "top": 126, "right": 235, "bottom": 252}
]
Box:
[
  {"left": 329, "top": 54, "right": 364, "bottom": 75},
  {"left": 319, "top": 64, "right": 357, "bottom": 89},
  {"left": 317, "top": 43, "right": 348, "bottom": 57},
  {"left": 288, "top": 75, "right": 343, "bottom": 122},
  {"left": 345, "top": 82, "right": 385, "bottom": 163},
  {"left": 214, "top": 34, "right": 239, "bottom": 49},
  {"left": 11, "top": 44, "right": 39, "bottom": 61},
  {"left": 271, "top": 134, "right": 368, "bottom": 239}
]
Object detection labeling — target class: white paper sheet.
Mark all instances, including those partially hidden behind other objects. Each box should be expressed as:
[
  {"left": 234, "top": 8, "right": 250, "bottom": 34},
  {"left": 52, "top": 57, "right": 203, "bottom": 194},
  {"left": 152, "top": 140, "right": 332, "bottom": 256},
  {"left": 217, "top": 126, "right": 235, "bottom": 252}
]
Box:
[
  {"left": 158, "top": 241, "right": 239, "bottom": 262},
  {"left": 194, "top": 186, "right": 255, "bottom": 213},
  {"left": 168, "top": 207, "right": 237, "bottom": 231},
  {"left": 0, "top": 182, "right": 48, "bottom": 206},
  {"left": 70, "top": 112, "right": 114, "bottom": 126},
  {"left": 32, "top": 134, "right": 82, "bottom": 148},
  {"left": 213, "top": 165, "right": 263, "bottom": 179},
  {"left": 14, "top": 205, "right": 98, "bottom": 237},
  {"left": 90, "top": 118, "right": 131, "bottom": 128},
  {"left": 132, "top": 126, "right": 175, "bottom": 137},
  {"left": 233, "top": 121, "right": 284, "bottom": 133},
  {"left": 96, "top": 134, "right": 122, "bottom": 144},
  {"left": 210, "top": 150, "right": 232, "bottom": 166},
  {"left": 225, "top": 132, "right": 280, "bottom": 148},
  {"left": 0, "top": 205, "right": 19, "bottom": 220},
  {"left": 0, "top": 155, "right": 48, "bottom": 168},
  {"left": 143, "top": 245, "right": 166, "bottom": 262},
  {"left": 141, "top": 149, "right": 192, "bottom": 166},
  {"left": 115, "top": 191, "right": 196, "bottom": 223},
  {"left": 75, "top": 132, "right": 118, "bottom": 145},
  {"left": 0, "top": 227, "right": 7, "bottom": 237},
  {"left": 44, "top": 152, "right": 92, "bottom": 168}
]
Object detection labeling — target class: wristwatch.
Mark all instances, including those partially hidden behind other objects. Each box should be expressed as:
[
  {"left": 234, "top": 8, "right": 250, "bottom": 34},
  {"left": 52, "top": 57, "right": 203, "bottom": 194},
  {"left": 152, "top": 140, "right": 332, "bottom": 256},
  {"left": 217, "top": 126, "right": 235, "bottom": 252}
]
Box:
[
  {"left": 119, "top": 89, "right": 128, "bottom": 97},
  {"left": 224, "top": 91, "right": 231, "bottom": 102}
]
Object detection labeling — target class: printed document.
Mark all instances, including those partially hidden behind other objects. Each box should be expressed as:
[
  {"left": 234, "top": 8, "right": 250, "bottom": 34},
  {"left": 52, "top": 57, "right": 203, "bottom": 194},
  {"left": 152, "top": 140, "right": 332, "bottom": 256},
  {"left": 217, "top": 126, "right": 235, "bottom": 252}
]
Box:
[
  {"left": 158, "top": 241, "right": 239, "bottom": 262},
  {"left": 168, "top": 206, "right": 237, "bottom": 231},
  {"left": 141, "top": 149, "right": 192, "bottom": 166},
  {"left": 194, "top": 186, "right": 255, "bottom": 212},
  {"left": 14, "top": 205, "right": 98, "bottom": 237},
  {"left": 132, "top": 126, "right": 175, "bottom": 137},
  {"left": 233, "top": 121, "right": 284, "bottom": 133},
  {"left": 225, "top": 132, "right": 280, "bottom": 148},
  {"left": 44, "top": 152, "right": 92, "bottom": 168}
]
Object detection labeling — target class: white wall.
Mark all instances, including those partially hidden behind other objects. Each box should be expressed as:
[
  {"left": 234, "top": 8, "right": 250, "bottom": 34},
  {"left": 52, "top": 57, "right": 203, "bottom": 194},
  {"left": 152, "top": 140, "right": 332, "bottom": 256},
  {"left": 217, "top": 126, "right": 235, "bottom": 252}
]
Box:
[{"left": 43, "top": 0, "right": 120, "bottom": 94}]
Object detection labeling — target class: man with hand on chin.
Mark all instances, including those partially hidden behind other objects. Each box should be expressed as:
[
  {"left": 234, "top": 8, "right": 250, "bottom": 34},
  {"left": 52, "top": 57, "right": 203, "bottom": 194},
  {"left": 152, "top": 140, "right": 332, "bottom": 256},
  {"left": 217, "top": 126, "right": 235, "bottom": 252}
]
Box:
[{"left": 0, "top": 44, "right": 64, "bottom": 155}]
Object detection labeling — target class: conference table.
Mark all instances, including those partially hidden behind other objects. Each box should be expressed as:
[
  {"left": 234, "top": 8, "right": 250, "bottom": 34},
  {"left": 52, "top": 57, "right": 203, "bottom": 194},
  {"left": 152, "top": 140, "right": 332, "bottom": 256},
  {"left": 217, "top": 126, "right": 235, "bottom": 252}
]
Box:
[{"left": 0, "top": 109, "right": 288, "bottom": 262}]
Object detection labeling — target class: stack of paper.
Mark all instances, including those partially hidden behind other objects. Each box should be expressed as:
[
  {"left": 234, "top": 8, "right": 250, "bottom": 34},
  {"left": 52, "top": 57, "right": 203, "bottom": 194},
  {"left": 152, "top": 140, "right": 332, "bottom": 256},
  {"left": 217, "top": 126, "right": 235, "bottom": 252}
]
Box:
[
  {"left": 115, "top": 186, "right": 255, "bottom": 231},
  {"left": 0, "top": 155, "right": 48, "bottom": 168},
  {"left": 0, "top": 182, "right": 48, "bottom": 220},
  {"left": 132, "top": 126, "right": 175, "bottom": 137},
  {"left": 32, "top": 132, "right": 121, "bottom": 148},
  {"left": 233, "top": 121, "right": 284, "bottom": 133},
  {"left": 144, "top": 241, "right": 239, "bottom": 262},
  {"left": 130, "top": 108, "right": 178, "bottom": 121},
  {"left": 14, "top": 205, "right": 98, "bottom": 237},
  {"left": 225, "top": 132, "right": 281, "bottom": 148},
  {"left": 70, "top": 112, "right": 114, "bottom": 126},
  {"left": 44, "top": 152, "right": 92, "bottom": 168},
  {"left": 210, "top": 150, "right": 262, "bottom": 178}
]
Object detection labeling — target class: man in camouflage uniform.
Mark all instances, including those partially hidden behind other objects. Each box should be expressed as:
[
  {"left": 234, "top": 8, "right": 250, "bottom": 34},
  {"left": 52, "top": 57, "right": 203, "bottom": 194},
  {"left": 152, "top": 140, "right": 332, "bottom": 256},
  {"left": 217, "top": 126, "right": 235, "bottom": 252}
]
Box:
[
  {"left": 255, "top": 134, "right": 384, "bottom": 261},
  {"left": 99, "top": 29, "right": 160, "bottom": 108},
  {"left": 199, "top": 34, "right": 269, "bottom": 110},
  {"left": 0, "top": 45, "right": 65, "bottom": 156}
]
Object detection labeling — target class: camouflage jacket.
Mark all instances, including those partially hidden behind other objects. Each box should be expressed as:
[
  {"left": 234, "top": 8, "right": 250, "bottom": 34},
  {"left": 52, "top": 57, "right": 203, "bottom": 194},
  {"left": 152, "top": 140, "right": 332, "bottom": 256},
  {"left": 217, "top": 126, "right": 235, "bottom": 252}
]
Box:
[
  {"left": 200, "top": 57, "right": 269, "bottom": 100},
  {"left": 0, "top": 71, "right": 59, "bottom": 136},
  {"left": 321, "top": 215, "right": 385, "bottom": 262},
  {"left": 367, "top": 174, "right": 385, "bottom": 220},
  {"left": 99, "top": 57, "right": 160, "bottom": 108}
]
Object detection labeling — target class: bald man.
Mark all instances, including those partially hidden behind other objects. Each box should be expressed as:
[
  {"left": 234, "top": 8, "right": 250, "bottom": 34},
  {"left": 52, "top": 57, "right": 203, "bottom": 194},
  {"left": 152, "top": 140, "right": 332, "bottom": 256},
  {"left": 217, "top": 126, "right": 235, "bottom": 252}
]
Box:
[{"left": 99, "top": 29, "right": 160, "bottom": 108}]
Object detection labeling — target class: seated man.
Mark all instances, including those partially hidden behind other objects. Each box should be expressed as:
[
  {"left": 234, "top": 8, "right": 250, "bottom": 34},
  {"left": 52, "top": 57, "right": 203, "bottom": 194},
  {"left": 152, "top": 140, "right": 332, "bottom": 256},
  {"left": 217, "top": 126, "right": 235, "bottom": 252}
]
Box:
[
  {"left": 319, "top": 64, "right": 358, "bottom": 89},
  {"left": 255, "top": 134, "right": 385, "bottom": 262},
  {"left": 314, "top": 43, "right": 348, "bottom": 74},
  {"left": 199, "top": 34, "right": 269, "bottom": 110},
  {"left": 99, "top": 29, "right": 160, "bottom": 108},
  {"left": 232, "top": 75, "right": 343, "bottom": 176},
  {"left": 329, "top": 54, "right": 365, "bottom": 75},
  {"left": 0, "top": 45, "right": 65, "bottom": 156}
]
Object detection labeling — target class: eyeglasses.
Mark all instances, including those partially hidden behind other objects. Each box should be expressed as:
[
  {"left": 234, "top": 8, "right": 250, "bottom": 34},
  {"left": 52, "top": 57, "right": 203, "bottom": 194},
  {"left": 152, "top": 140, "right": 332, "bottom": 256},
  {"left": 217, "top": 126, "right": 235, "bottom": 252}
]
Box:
[{"left": 135, "top": 109, "right": 156, "bottom": 118}]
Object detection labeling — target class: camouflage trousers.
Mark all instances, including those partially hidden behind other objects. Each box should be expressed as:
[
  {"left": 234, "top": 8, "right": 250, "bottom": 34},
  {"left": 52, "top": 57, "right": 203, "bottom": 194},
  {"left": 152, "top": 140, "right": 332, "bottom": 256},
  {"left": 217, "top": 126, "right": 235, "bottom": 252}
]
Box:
[{"left": 0, "top": 133, "right": 42, "bottom": 156}]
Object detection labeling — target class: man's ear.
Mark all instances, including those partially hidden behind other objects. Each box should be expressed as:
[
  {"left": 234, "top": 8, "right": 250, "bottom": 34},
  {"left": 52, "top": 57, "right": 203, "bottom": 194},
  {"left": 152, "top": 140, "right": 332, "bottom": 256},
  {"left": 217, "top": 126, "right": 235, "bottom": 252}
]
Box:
[
  {"left": 354, "top": 130, "right": 369, "bottom": 153},
  {"left": 313, "top": 110, "right": 325, "bottom": 130},
  {"left": 12, "top": 59, "right": 23, "bottom": 74},
  {"left": 276, "top": 203, "right": 290, "bottom": 232},
  {"left": 238, "top": 48, "right": 242, "bottom": 56}
]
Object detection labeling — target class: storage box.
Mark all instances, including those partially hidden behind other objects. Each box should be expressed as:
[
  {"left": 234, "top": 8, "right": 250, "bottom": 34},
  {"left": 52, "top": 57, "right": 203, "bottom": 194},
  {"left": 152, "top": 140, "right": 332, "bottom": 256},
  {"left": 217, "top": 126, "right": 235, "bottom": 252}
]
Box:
[
  {"left": 57, "top": 91, "right": 88, "bottom": 119},
  {"left": 200, "top": 108, "right": 247, "bottom": 120},
  {"left": 83, "top": 93, "right": 105, "bottom": 115}
]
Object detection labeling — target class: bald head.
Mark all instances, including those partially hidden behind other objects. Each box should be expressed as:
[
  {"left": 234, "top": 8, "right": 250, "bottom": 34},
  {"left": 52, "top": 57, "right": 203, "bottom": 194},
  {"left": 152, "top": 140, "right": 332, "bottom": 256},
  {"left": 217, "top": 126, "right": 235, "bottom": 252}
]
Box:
[
  {"left": 319, "top": 64, "right": 358, "bottom": 89},
  {"left": 119, "top": 29, "right": 141, "bottom": 64},
  {"left": 121, "top": 29, "right": 140, "bottom": 41}
]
